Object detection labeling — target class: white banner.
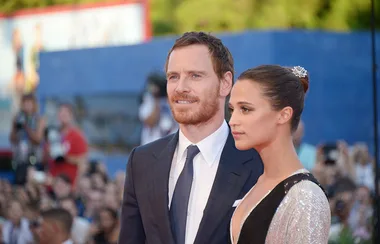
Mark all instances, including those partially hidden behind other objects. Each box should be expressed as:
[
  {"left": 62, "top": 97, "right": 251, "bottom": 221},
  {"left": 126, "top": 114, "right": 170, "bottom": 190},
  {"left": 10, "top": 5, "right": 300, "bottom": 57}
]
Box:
[
  {"left": 0, "top": 2, "right": 148, "bottom": 91},
  {"left": 0, "top": 1, "right": 149, "bottom": 147}
]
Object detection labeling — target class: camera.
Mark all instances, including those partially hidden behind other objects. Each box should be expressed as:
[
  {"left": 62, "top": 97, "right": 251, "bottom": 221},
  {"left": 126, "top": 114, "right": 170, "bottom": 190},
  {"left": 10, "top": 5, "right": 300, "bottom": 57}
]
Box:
[
  {"left": 15, "top": 112, "right": 26, "bottom": 130},
  {"left": 46, "top": 126, "right": 66, "bottom": 162},
  {"left": 322, "top": 144, "right": 339, "bottom": 165},
  {"left": 147, "top": 72, "right": 167, "bottom": 98}
]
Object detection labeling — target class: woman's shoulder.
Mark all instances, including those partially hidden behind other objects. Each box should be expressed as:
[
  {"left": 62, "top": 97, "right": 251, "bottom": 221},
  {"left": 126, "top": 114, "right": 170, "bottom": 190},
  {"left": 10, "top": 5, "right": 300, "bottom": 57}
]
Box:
[
  {"left": 266, "top": 173, "right": 331, "bottom": 243},
  {"left": 287, "top": 173, "right": 327, "bottom": 197},
  {"left": 268, "top": 178, "right": 331, "bottom": 243},
  {"left": 286, "top": 177, "right": 330, "bottom": 213}
]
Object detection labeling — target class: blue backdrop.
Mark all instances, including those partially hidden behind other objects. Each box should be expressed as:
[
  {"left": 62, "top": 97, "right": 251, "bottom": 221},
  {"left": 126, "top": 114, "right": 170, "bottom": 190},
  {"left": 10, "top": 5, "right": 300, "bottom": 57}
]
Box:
[{"left": 38, "top": 30, "right": 380, "bottom": 174}]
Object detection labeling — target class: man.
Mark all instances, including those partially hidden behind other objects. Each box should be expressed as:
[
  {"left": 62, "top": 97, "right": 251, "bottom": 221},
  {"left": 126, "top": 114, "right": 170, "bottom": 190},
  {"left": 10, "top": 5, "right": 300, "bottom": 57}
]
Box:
[
  {"left": 118, "top": 32, "right": 263, "bottom": 244},
  {"left": 9, "top": 93, "right": 45, "bottom": 185},
  {"left": 34, "top": 208, "right": 73, "bottom": 244},
  {"left": 60, "top": 197, "right": 90, "bottom": 244},
  {"left": 47, "top": 103, "right": 88, "bottom": 186},
  {"left": 139, "top": 72, "right": 178, "bottom": 145}
]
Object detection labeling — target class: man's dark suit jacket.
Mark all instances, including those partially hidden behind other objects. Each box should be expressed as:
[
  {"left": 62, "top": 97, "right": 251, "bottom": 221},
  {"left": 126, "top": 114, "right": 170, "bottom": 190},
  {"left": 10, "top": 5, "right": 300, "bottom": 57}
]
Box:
[{"left": 118, "top": 130, "right": 263, "bottom": 244}]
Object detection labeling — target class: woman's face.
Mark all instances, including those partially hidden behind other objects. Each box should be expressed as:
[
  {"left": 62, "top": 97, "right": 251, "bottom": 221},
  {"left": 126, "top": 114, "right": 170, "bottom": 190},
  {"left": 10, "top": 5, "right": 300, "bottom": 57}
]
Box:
[
  {"left": 99, "top": 210, "right": 116, "bottom": 231},
  {"left": 228, "top": 79, "right": 282, "bottom": 151}
]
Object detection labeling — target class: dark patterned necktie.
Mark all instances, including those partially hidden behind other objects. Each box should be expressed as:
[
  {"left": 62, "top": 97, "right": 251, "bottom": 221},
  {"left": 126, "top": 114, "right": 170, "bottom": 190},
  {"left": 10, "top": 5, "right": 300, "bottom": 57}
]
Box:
[{"left": 170, "top": 145, "right": 200, "bottom": 244}]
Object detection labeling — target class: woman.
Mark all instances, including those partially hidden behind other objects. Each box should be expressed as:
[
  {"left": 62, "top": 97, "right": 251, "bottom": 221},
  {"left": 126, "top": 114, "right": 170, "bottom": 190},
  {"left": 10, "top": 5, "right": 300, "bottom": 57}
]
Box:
[
  {"left": 90, "top": 207, "right": 120, "bottom": 244},
  {"left": 229, "top": 65, "right": 330, "bottom": 243}
]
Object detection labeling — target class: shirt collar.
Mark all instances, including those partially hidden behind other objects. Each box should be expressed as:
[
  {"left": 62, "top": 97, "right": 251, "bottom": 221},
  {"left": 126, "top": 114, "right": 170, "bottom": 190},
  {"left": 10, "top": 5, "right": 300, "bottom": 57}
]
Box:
[{"left": 177, "top": 120, "right": 229, "bottom": 167}]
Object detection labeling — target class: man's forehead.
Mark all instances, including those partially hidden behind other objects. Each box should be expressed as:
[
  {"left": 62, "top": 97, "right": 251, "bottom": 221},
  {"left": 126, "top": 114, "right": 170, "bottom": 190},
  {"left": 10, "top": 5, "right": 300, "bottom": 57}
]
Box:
[{"left": 167, "top": 47, "right": 213, "bottom": 72}]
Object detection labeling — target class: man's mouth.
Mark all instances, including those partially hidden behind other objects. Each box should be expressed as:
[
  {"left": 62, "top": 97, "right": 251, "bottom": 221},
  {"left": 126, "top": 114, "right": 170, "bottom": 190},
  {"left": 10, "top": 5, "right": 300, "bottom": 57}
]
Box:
[{"left": 176, "top": 100, "right": 196, "bottom": 104}]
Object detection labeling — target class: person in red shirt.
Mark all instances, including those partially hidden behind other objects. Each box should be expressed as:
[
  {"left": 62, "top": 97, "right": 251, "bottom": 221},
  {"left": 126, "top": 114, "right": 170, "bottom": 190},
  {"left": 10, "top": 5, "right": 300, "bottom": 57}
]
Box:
[{"left": 48, "top": 103, "right": 88, "bottom": 187}]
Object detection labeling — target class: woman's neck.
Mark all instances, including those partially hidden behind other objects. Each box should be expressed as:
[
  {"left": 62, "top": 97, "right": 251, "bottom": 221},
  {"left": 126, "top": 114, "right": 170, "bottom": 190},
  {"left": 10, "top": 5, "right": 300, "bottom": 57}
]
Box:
[{"left": 257, "top": 135, "right": 304, "bottom": 181}]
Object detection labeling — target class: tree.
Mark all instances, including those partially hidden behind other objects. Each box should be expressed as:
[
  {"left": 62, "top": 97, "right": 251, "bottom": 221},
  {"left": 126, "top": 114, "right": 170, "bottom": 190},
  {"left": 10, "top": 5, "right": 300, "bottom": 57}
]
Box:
[
  {"left": 174, "top": 0, "right": 252, "bottom": 33},
  {"left": 0, "top": 0, "right": 379, "bottom": 35}
]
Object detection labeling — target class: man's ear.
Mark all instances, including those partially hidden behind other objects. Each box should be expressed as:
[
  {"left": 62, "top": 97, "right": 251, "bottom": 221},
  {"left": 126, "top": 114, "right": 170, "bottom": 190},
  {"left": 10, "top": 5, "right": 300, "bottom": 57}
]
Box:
[{"left": 220, "top": 71, "right": 233, "bottom": 97}]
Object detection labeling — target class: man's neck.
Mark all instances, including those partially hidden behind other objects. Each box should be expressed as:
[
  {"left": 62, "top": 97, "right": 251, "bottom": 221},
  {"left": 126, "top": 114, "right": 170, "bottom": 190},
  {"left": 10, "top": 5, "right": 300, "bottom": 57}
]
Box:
[{"left": 179, "top": 113, "right": 225, "bottom": 144}]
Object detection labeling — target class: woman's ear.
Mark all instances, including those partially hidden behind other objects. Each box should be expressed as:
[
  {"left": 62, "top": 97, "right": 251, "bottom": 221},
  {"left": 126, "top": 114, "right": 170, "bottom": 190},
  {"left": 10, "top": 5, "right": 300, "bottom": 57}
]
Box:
[{"left": 277, "top": 106, "right": 293, "bottom": 125}]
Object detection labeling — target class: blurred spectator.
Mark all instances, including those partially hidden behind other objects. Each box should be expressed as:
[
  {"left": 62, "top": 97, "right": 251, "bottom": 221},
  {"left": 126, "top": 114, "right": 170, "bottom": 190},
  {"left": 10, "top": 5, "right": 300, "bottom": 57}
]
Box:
[
  {"left": 83, "top": 190, "right": 103, "bottom": 221},
  {"left": 60, "top": 197, "right": 90, "bottom": 244},
  {"left": 1, "top": 199, "right": 33, "bottom": 244},
  {"left": 46, "top": 103, "right": 88, "bottom": 187},
  {"left": 74, "top": 177, "right": 91, "bottom": 216},
  {"left": 24, "top": 201, "right": 40, "bottom": 224},
  {"left": 34, "top": 208, "right": 73, "bottom": 244},
  {"left": 138, "top": 72, "right": 177, "bottom": 145},
  {"left": 348, "top": 185, "right": 373, "bottom": 241},
  {"left": 103, "top": 192, "right": 119, "bottom": 212},
  {"left": 53, "top": 174, "right": 72, "bottom": 200},
  {"left": 352, "top": 143, "right": 375, "bottom": 192},
  {"left": 312, "top": 141, "right": 355, "bottom": 188},
  {"left": 293, "top": 120, "right": 317, "bottom": 171},
  {"left": 89, "top": 208, "right": 119, "bottom": 244},
  {"left": 39, "top": 195, "right": 55, "bottom": 212},
  {"left": 90, "top": 172, "right": 107, "bottom": 191},
  {"left": 9, "top": 94, "right": 46, "bottom": 185},
  {"left": 114, "top": 171, "right": 125, "bottom": 203},
  {"left": 328, "top": 177, "right": 357, "bottom": 242}
]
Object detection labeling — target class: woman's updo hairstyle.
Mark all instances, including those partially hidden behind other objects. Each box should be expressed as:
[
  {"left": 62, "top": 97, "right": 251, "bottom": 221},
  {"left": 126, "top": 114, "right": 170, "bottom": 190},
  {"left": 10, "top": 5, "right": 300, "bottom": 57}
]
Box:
[{"left": 237, "top": 65, "right": 309, "bottom": 132}]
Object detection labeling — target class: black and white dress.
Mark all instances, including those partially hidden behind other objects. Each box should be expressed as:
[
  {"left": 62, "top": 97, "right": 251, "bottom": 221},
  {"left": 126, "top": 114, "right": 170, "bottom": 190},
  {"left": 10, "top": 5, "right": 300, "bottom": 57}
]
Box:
[{"left": 230, "top": 169, "right": 331, "bottom": 244}]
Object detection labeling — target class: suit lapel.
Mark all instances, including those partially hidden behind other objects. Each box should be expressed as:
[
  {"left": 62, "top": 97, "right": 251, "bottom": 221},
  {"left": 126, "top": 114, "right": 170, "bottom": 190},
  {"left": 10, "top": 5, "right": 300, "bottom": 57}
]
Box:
[
  {"left": 194, "top": 133, "right": 253, "bottom": 244},
  {"left": 151, "top": 133, "right": 178, "bottom": 244}
]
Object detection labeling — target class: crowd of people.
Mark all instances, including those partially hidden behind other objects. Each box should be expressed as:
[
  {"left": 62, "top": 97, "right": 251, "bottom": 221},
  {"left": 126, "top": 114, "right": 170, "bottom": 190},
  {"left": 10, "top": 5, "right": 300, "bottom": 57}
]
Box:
[
  {"left": 0, "top": 93, "right": 125, "bottom": 244},
  {"left": 0, "top": 160, "right": 125, "bottom": 244},
  {"left": 294, "top": 122, "right": 375, "bottom": 243}
]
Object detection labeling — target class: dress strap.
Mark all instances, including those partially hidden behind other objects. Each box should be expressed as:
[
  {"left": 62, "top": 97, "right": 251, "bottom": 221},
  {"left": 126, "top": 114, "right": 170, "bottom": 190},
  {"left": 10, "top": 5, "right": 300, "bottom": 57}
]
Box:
[{"left": 283, "top": 172, "right": 326, "bottom": 197}]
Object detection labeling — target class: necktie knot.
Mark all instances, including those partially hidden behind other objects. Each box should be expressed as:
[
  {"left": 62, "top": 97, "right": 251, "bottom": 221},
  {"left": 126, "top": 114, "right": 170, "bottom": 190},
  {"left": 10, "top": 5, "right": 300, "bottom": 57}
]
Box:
[{"left": 186, "top": 145, "right": 200, "bottom": 160}]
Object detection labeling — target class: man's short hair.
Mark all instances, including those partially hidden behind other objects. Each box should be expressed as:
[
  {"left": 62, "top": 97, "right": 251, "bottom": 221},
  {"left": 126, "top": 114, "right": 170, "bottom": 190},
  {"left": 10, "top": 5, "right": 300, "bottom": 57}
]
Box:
[
  {"left": 41, "top": 208, "right": 73, "bottom": 234},
  {"left": 165, "top": 31, "right": 234, "bottom": 81}
]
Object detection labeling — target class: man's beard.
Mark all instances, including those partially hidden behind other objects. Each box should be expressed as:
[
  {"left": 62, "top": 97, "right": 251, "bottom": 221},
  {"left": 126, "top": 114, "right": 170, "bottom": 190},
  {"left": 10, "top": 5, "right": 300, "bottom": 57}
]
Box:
[{"left": 169, "top": 89, "right": 220, "bottom": 126}]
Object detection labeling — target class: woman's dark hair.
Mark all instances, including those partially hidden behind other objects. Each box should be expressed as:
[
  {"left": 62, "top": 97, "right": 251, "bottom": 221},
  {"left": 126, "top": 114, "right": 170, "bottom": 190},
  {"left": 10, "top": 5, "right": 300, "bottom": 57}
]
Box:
[
  {"left": 97, "top": 207, "right": 118, "bottom": 223},
  {"left": 237, "top": 65, "right": 309, "bottom": 131}
]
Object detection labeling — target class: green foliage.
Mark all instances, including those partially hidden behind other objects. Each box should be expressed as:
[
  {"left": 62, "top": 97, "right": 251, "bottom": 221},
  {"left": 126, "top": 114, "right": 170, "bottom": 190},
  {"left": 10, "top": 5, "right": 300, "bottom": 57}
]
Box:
[
  {"left": 0, "top": 0, "right": 379, "bottom": 36},
  {"left": 328, "top": 226, "right": 373, "bottom": 244}
]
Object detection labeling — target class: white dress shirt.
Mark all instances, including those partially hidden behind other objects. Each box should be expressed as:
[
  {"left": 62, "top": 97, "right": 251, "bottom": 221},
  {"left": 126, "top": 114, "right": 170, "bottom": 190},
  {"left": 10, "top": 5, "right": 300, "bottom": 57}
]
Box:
[
  {"left": 168, "top": 120, "right": 229, "bottom": 244},
  {"left": 2, "top": 218, "right": 34, "bottom": 244}
]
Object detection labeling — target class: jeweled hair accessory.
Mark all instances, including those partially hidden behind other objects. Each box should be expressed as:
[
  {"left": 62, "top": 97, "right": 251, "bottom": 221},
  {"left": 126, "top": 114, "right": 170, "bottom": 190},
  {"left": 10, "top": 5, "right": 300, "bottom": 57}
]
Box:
[{"left": 291, "top": 66, "right": 307, "bottom": 78}]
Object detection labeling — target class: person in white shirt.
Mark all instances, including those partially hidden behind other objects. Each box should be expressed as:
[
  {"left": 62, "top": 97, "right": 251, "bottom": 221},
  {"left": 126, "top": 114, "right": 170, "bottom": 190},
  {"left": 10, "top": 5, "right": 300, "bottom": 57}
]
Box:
[
  {"left": 2, "top": 199, "right": 33, "bottom": 244},
  {"left": 118, "top": 31, "right": 263, "bottom": 244},
  {"left": 138, "top": 72, "right": 178, "bottom": 145}
]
